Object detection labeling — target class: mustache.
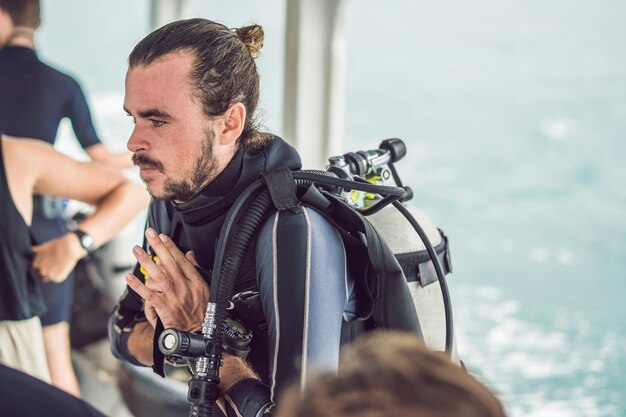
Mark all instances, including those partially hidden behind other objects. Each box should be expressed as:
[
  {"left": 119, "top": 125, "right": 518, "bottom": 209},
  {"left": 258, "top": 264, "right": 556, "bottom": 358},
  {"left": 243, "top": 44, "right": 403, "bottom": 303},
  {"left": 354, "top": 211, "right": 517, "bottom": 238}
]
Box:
[{"left": 132, "top": 153, "right": 165, "bottom": 173}]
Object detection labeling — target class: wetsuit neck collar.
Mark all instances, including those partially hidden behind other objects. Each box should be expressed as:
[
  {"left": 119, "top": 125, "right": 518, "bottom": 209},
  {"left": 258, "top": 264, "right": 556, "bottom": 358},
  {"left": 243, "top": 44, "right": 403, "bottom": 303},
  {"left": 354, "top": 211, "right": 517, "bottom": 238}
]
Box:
[
  {"left": 173, "top": 146, "right": 244, "bottom": 211},
  {"left": 165, "top": 136, "right": 301, "bottom": 225}
]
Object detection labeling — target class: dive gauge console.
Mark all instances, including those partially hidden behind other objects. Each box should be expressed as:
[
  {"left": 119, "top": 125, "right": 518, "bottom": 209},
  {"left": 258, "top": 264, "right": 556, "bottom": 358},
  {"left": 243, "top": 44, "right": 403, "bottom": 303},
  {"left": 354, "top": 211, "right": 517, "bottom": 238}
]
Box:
[{"left": 222, "top": 316, "right": 253, "bottom": 357}]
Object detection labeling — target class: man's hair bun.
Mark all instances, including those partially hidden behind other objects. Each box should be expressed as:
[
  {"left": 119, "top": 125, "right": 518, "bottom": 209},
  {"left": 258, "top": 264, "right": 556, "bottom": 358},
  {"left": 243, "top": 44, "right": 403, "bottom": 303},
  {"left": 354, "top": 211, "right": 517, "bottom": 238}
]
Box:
[{"left": 235, "top": 24, "right": 264, "bottom": 58}]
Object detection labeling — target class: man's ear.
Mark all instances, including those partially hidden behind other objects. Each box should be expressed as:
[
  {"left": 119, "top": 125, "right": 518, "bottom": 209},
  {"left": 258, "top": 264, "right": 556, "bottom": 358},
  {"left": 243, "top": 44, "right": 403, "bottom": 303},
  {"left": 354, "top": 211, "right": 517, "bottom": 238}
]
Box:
[{"left": 218, "top": 102, "right": 246, "bottom": 146}]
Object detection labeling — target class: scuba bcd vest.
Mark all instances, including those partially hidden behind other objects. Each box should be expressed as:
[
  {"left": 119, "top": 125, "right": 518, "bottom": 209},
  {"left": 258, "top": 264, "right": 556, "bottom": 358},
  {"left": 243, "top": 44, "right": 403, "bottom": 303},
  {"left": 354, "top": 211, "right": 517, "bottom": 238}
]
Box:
[{"left": 157, "top": 138, "right": 457, "bottom": 416}]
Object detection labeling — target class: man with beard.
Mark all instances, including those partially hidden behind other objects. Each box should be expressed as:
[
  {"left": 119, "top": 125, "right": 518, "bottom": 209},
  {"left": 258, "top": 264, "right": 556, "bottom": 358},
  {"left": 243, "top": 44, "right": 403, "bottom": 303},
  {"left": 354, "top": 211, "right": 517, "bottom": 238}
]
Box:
[{"left": 110, "top": 18, "right": 356, "bottom": 416}]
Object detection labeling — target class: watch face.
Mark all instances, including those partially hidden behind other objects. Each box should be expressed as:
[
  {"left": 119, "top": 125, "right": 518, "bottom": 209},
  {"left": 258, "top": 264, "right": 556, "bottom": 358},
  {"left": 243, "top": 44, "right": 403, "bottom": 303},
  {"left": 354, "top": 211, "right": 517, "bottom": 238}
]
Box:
[{"left": 80, "top": 233, "right": 95, "bottom": 250}]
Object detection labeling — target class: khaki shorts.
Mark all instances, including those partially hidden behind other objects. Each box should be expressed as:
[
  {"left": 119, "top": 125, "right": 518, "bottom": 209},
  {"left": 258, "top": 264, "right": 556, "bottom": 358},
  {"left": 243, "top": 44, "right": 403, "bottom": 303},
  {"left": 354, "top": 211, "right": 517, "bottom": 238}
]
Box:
[{"left": 0, "top": 317, "right": 51, "bottom": 383}]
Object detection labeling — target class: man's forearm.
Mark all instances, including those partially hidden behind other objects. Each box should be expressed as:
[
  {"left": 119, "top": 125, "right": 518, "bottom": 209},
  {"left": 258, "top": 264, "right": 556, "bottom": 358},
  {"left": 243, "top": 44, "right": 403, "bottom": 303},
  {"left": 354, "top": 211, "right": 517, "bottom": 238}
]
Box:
[
  {"left": 219, "top": 355, "right": 259, "bottom": 394},
  {"left": 221, "top": 356, "right": 273, "bottom": 417},
  {"left": 127, "top": 321, "right": 155, "bottom": 366}
]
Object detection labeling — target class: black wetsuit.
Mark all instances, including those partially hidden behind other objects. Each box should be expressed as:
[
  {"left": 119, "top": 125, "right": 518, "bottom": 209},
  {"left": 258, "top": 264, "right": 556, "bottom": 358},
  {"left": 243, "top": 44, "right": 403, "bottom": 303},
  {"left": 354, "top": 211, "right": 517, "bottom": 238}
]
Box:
[
  {"left": 0, "top": 46, "right": 101, "bottom": 325},
  {"left": 109, "top": 137, "right": 358, "bottom": 416}
]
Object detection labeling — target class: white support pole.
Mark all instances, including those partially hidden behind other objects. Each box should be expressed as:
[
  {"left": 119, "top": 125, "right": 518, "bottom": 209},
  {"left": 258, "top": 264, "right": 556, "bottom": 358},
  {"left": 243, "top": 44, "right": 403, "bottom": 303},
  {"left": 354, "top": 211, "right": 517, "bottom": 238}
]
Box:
[
  {"left": 149, "top": 0, "right": 192, "bottom": 30},
  {"left": 283, "top": 0, "right": 351, "bottom": 169}
]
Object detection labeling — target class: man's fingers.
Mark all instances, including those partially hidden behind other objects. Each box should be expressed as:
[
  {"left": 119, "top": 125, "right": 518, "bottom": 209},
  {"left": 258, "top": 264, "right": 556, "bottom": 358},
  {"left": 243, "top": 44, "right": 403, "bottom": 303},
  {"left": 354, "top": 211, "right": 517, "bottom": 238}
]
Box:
[
  {"left": 186, "top": 250, "right": 198, "bottom": 266},
  {"left": 144, "top": 300, "right": 159, "bottom": 329},
  {"left": 131, "top": 245, "right": 174, "bottom": 292},
  {"left": 158, "top": 234, "right": 204, "bottom": 282},
  {"left": 124, "top": 273, "right": 164, "bottom": 309},
  {"left": 140, "top": 228, "right": 204, "bottom": 285},
  {"left": 144, "top": 228, "right": 181, "bottom": 276},
  {"left": 145, "top": 276, "right": 164, "bottom": 293}
]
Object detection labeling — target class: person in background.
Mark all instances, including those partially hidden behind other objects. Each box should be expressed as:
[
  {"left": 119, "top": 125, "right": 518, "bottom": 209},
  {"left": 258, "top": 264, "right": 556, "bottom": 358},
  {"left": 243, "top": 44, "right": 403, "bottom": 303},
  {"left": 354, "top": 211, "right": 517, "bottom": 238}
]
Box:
[
  {"left": 0, "top": 0, "right": 134, "bottom": 396},
  {"left": 276, "top": 331, "right": 508, "bottom": 417},
  {"left": 0, "top": 133, "right": 148, "bottom": 384}
]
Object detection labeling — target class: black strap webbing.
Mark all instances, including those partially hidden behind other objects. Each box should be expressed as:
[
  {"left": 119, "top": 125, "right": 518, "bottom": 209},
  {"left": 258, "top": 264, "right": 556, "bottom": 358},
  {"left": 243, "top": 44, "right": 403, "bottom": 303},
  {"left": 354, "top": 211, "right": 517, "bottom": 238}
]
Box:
[
  {"left": 261, "top": 169, "right": 300, "bottom": 210},
  {"left": 152, "top": 318, "right": 165, "bottom": 377}
]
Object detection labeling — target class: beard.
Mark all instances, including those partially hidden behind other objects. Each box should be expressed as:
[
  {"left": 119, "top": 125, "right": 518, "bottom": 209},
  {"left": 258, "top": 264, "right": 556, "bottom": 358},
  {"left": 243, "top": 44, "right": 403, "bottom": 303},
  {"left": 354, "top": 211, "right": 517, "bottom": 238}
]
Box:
[
  {"left": 133, "top": 129, "right": 219, "bottom": 202},
  {"left": 163, "top": 129, "right": 219, "bottom": 202}
]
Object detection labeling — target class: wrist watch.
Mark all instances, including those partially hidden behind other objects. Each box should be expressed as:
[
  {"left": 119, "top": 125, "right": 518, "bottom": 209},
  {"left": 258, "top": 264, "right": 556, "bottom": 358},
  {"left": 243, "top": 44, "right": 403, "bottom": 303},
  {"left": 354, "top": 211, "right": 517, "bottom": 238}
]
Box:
[{"left": 72, "top": 229, "right": 95, "bottom": 254}]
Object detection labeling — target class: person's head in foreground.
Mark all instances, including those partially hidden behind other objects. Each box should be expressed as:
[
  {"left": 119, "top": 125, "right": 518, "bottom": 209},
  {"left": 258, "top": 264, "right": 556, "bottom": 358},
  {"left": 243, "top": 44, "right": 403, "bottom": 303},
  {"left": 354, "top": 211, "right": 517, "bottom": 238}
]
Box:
[{"left": 278, "top": 331, "right": 507, "bottom": 417}]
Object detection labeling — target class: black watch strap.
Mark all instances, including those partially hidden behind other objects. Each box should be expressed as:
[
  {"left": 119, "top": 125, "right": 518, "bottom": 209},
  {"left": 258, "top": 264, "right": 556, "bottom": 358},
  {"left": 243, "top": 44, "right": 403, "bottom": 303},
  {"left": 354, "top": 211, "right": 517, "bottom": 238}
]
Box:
[{"left": 73, "top": 229, "right": 95, "bottom": 254}]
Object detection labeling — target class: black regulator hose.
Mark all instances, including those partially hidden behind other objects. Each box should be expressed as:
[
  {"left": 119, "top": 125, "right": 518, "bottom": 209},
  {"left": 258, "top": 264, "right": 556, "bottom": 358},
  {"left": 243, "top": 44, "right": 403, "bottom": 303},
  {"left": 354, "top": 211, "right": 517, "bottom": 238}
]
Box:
[
  {"left": 293, "top": 170, "right": 406, "bottom": 198},
  {"left": 213, "top": 190, "right": 273, "bottom": 340},
  {"left": 210, "top": 179, "right": 266, "bottom": 305},
  {"left": 392, "top": 201, "right": 454, "bottom": 355}
]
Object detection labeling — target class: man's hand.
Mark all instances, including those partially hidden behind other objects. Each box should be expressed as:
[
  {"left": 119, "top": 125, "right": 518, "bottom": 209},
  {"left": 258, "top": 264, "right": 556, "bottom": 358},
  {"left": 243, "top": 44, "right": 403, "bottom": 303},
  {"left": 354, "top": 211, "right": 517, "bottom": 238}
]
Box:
[
  {"left": 124, "top": 228, "right": 209, "bottom": 333},
  {"left": 31, "top": 232, "right": 85, "bottom": 282},
  {"left": 143, "top": 300, "right": 159, "bottom": 329}
]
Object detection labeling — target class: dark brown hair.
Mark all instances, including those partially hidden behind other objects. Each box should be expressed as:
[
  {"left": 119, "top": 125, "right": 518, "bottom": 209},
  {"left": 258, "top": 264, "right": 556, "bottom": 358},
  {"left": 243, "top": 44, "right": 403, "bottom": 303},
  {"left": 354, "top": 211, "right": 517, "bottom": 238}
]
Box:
[
  {"left": 0, "top": 0, "right": 40, "bottom": 28},
  {"left": 128, "top": 18, "right": 270, "bottom": 150},
  {"left": 278, "top": 331, "right": 508, "bottom": 417}
]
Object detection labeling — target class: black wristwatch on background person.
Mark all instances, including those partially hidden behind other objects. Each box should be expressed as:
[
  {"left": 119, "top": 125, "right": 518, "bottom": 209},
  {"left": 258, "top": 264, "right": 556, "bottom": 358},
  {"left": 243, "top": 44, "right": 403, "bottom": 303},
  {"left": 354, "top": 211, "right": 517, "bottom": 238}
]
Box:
[{"left": 72, "top": 229, "right": 95, "bottom": 254}]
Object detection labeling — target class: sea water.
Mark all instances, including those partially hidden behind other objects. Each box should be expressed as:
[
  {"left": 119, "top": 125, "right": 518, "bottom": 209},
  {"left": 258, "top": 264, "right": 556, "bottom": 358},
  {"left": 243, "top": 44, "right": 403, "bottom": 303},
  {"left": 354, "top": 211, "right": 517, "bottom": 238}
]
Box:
[
  {"left": 40, "top": 1, "right": 625, "bottom": 416},
  {"left": 342, "top": 3, "right": 626, "bottom": 416}
]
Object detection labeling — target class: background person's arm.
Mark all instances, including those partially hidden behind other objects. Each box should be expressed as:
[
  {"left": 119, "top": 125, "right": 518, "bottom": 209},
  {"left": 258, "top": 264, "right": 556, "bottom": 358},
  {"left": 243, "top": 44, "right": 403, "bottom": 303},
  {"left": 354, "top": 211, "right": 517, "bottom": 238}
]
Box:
[
  {"left": 16, "top": 138, "right": 149, "bottom": 281},
  {"left": 85, "top": 143, "right": 134, "bottom": 170}
]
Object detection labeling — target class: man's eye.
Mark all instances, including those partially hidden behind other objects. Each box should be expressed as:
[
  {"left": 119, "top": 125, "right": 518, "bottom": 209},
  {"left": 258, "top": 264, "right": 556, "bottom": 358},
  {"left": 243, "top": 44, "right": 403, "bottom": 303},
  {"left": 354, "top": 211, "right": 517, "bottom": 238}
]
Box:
[{"left": 151, "top": 120, "right": 166, "bottom": 127}]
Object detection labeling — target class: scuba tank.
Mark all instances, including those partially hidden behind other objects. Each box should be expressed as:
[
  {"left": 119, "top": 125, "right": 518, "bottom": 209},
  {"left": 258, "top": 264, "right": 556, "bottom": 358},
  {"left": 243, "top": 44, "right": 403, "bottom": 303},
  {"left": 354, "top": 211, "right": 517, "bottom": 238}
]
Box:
[
  {"left": 369, "top": 205, "right": 457, "bottom": 360},
  {"left": 328, "top": 138, "right": 457, "bottom": 361},
  {"left": 156, "top": 138, "right": 457, "bottom": 416}
]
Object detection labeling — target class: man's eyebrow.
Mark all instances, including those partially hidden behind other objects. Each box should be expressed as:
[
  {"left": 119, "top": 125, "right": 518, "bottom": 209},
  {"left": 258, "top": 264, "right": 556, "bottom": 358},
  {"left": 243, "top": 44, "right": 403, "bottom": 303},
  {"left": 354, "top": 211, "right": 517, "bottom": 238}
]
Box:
[{"left": 123, "top": 106, "right": 173, "bottom": 119}]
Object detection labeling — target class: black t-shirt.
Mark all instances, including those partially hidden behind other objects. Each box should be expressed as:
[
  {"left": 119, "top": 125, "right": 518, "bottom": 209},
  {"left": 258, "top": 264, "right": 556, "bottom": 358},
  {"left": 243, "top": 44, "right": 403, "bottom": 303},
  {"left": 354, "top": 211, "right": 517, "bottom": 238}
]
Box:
[
  {"left": 0, "top": 46, "right": 100, "bottom": 146},
  {"left": 0, "top": 46, "right": 102, "bottom": 244}
]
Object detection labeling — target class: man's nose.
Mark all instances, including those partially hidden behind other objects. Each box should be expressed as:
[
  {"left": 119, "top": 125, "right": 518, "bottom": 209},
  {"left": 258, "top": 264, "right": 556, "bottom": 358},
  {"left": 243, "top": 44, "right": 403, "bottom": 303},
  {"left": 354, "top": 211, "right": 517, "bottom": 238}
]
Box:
[{"left": 127, "top": 126, "right": 147, "bottom": 153}]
